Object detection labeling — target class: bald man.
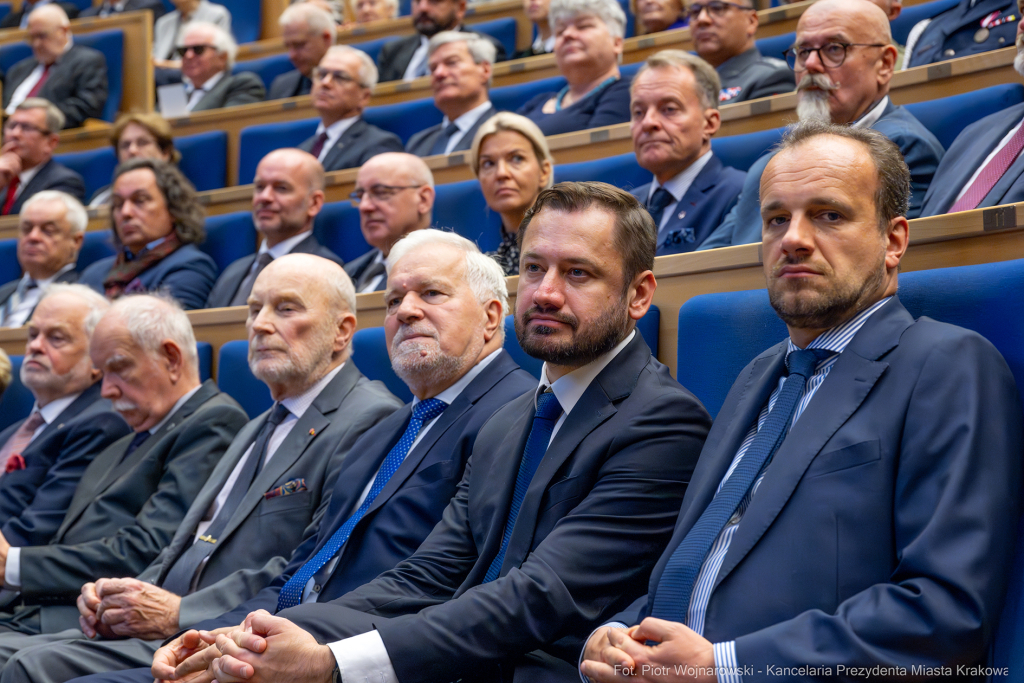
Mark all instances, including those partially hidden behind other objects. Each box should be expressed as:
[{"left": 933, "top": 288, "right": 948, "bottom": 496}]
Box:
[
  {"left": 206, "top": 149, "right": 344, "bottom": 308},
  {"left": 699, "top": 0, "right": 942, "bottom": 250},
  {"left": 344, "top": 152, "right": 436, "bottom": 293}
]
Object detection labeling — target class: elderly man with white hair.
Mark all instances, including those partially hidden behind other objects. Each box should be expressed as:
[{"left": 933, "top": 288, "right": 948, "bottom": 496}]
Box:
[
  {"left": 152, "top": 0, "right": 231, "bottom": 68},
  {"left": 269, "top": 3, "right": 336, "bottom": 101},
  {"left": 174, "top": 22, "right": 265, "bottom": 113}
]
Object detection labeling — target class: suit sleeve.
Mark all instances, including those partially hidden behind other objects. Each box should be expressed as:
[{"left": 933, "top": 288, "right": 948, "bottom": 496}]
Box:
[
  {"left": 59, "top": 51, "right": 108, "bottom": 128},
  {"left": 744, "top": 64, "right": 795, "bottom": 101},
  {"left": 156, "top": 255, "right": 219, "bottom": 310},
  {"left": 376, "top": 41, "right": 404, "bottom": 84},
  {"left": 357, "top": 131, "right": 405, "bottom": 165},
  {"left": 49, "top": 168, "right": 87, "bottom": 202},
  {"left": 697, "top": 153, "right": 770, "bottom": 251},
  {"left": 585, "top": 79, "right": 631, "bottom": 129},
  {"left": 222, "top": 74, "right": 266, "bottom": 108}
]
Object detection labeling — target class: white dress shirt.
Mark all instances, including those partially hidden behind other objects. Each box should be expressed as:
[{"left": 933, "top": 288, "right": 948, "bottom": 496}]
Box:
[
  {"left": 851, "top": 96, "right": 889, "bottom": 130},
  {"left": 1, "top": 263, "right": 75, "bottom": 328},
  {"left": 312, "top": 115, "right": 360, "bottom": 164},
  {"left": 184, "top": 71, "right": 224, "bottom": 112},
  {"left": 356, "top": 251, "right": 387, "bottom": 294},
  {"left": 5, "top": 37, "right": 73, "bottom": 114},
  {"left": 437, "top": 100, "right": 493, "bottom": 155},
  {"left": 402, "top": 35, "right": 430, "bottom": 81},
  {"left": 645, "top": 150, "right": 713, "bottom": 234}
]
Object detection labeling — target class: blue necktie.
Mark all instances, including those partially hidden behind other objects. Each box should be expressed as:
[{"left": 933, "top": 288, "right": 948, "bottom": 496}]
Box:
[
  {"left": 648, "top": 348, "right": 829, "bottom": 622},
  {"left": 123, "top": 430, "right": 150, "bottom": 459},
  {"left": 275, "top": 398, "right": 448, "bottom": 610},
  {"left": 646, "top": 187, "right": 675, "bottom": 231},
  {"left": 429, "top": 122, "right": 461, "bottom": 156},
  {"left": 482, "top": 391, "right": 562, "bottom": 583}
]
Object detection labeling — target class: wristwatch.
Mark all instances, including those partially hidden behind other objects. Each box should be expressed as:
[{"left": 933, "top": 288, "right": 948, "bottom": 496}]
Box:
[{"left": 331, "top": 662, "right": 341, "bottom": 683}]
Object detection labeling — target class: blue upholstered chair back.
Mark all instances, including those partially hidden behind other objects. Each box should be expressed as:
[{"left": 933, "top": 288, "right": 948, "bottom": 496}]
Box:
[
  {"left": 433, "top": 180, "right": 503, "bottom": 252},
  {"left": 216, "top": 339, "right": 272, "bottom": 419},
  {"left": 232, "top": 53, "right": 294, "bottom": 90},
  {"left": 313, "top": 201, "right": 372, "bottom": 264},
  {"left": 352, "top": 327, "right": 412, "bottom": 403},
  {"left": 363, "top": 98, "right": 444, "bottom": 145},
  {"left": 0, "top": 356, "right": 33, "bottom": 431},
  {"left": 200, "top": 211, "right": 257, "bottom": 272},
  {"left": 905, "top": 83, "right": 1024, "bottom": 150},
  {"left": 238, "top": 118, "right": 319, "bottom": 185},
  {"left": 76, "top": 30, "right": 122, "bottom": 122}
]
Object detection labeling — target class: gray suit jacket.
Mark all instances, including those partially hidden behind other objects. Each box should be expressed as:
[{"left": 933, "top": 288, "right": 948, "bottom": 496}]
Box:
[
  {"left": 139, "top": 363, "right": 401, "bottom": 628},
  {"left": 716, "top": 47, "right": 794, "bottom": 105},
  {"left": 299, "top": 118, "right": 404, "bottom": 172},
  {"left": 1, "top": 44, "right": 108, "bottom": 129},
  {"left": 192, "top": 72, "right": 265, "bottom": 112},
  {"left": 267, "top": 70, "right": 312, "bottom": 101},
  {"left": 0, "top": 268, "right": 78, "bottom": 322},
  {"left": 405, "top": 105, "right": 497, "bottom": 157}
]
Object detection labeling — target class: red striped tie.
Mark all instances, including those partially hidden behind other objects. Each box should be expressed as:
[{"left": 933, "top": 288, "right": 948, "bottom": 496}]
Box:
[
  {"left": 948, "top": 122, "right": 1024, "bottom": 213},
  {"left": 27, "top": 64, "right": 52, "bottom": 98}
]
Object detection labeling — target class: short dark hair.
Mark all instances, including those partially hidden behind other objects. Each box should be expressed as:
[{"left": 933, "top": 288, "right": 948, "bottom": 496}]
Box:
[
  {"left": 518, "top": 181, "right": 656, "bottom": 291},
  {"left": 773, "top": 121, "right": 910, "bottom": 230},
  {"left": 111, "top": 158, "right": 205, "bottom": 247}
]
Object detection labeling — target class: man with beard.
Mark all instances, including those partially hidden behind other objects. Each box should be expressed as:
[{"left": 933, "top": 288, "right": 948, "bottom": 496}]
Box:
[
  {"left": 0, "top": 254, "right": 402, "bottom": 681},
  {"left": 699, "top": 0, "right": 943, "bottom": 250},
  {"left": 149, "top": 181, "right": 711, "bottom": 683},
  {"left": 581, "top": 122, "right": 1022, "bottom": 682},
  {"left": 376, "top": 0, "right": 507, "bottom": 83}
]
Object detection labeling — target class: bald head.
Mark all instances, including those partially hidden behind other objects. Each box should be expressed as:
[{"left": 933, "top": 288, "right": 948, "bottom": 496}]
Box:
[
  {"left": 800, "top": 0, "right": 892, "bottom": 44},
  {"left": 27, "top": 5, "right": 71, "bottom": 65},
  {"left": 355, "top": 153, "right": 436, "bottom": 255},
  {"left": 252, "top": 148, "right": 326, "bottom": 246},
  {"left": 28, "top": 4, "right": 70, "bottom": 27}
]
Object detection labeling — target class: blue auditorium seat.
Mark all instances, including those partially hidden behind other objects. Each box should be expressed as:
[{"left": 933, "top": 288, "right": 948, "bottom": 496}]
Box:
[
  {"left": 350, "top": 35, "right": 404, "bottom": 64},
  {"left": 78, "top": 230, "right": 116, "bottom": 271},
  {"left": 352, "top": 327, "right": 412, "bottom": 403},
  {"left": 433, "top": 179, "right": 502, "bottom": 252},
  {"left": 216, "top": 339, "right": 272, "bottom": 418},
  {"left": 196, "top": 342, "right": 213, "bottom": 382},
  {"left": 200, "top": 211, "right": 257, "bottom": 272},
  {"left": 218, "top": 0, "right": 262, "bottom": 44},
  {"left": 711, "top": 127, "right": 785, "bottom": 173},
  {"left": 238, "top": 118, "right": 319, "bottom": 185},
  {"left": 0, "top": 3, "right": 11, "bottom": 23},
  {"left": 491, "top": 76, "right": 567, "bottom": 114},
  {"left": 312, "top": 201, "right": 371, "bottom": 264},
  {"left": 0, "top": 238, "right": 20, "bottom": 285},
  {"left": 177, "top": 130, "right": 228, "bottom": 192},
  {"left": 54, "top": 147, "right": 117, "bottom": 202},
  {"left": 904, "top": 83, "right": 1024, "bottom": 150},
  {"left": 0, "top": 43, "right": 31, "bottom": 76},
  {"left": 554, "top": 152, "right": 648, "bottom": 192},
  {"left": 76, "top": 30, "right": 123, "bottom": 122},
  {"left": 233, "top": 53, "right": 295, "bottom": 91},
  {"left": 466, "top": 17, "right": 517, "bottom": 61},
  {"left": 363, "top": 98, "right": 444, "bottom": 145},
  {"left": 0, "top": 356, "right": 34, "bottom": 432},
  {"left": 620, "top": 61, "right": 642, "bottom": 80},
  {"left": 754, "top": 32, "right": 793, "bottom": 62},
  {"left": 890, "top": 0, "right": 960, "bottom": 45},
  {"left": 65, "top": 0, "right": 92, "bottom": 9}
]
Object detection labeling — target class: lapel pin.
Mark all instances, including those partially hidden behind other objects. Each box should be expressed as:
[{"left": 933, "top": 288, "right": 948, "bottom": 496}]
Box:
[
  {"left": 677, "top": 210, "right": 687, "bottom": 220},
  {"left": 309, "top": 428, "right": 316, "bottom": 436}
]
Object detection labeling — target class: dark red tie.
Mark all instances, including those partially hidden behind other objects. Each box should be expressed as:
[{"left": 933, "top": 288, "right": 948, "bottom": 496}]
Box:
[
  {"left": 309, "top": 131, "right": 329, "bottom": 159},
  {"left": 27, "top": 64, "right": 51, "bottom": 98},
  {"left": 2, "top": 176, "right": 21, "bottom": 216},
  {"left": 949, "top": 122, "right": 1024, "bottom": 213}
]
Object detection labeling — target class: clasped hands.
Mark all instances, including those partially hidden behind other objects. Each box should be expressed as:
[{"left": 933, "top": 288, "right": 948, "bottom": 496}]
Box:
[
  {"left": 580, "top": 618, "right": 718, "bottom": 683},
  {"left": 77, "top": 578, "right": 182, "bottom": 640}
]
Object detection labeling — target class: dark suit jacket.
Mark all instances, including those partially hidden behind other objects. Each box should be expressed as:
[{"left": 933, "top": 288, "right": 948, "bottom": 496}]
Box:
[
  {"left": 0, "top": 159, "right": 86, "bottom": 217},
  {"left": 139, "top": 363, "right": 401, "bottom": 627},
  {"left": 299, "top": 117, "right": 404, "bottom": 173},
  {"left": 204, "top": 234, "right": 343, "bottom": 309},
  {"left": 699, "top": 100, "right": 945, "bottom": 250},
  {"left": 0, "top": 383, "right": 130, "bottom": 544},
  {"left": 518, "top": 76, "right": 631, "bottom": 136},
  {"left": 716, "top": 48, "right": 794, "bottom": 104},
  {"left": 631, "top": 154, "right": 745, "bottom": 255},
  {"left": 2, "top": 44, "right": 108, "bottom": 129},
  {"left": 0, "top": 267, "right": 78, "bottom": 320},
  {"left": 921, "top": 102, "right": 1024, "bottom": 216},
  {"left": 79, "top": 0, "right": 165, "bottom": 21},
  {"left": 405, "top": 104, "right": 497, "bottom": 157},
  {"left": 10, "top": 380, "right": 247, "bottom": 633},
  {"left": 0, "top": 2, "right": 79, "bottom": 28},
  {"left": 79, "top": 243, "right": 219, "bottom": 311},
  {"left": 906, "top": 0, "right": 1016, "bottom": 68},
  {"left": 280, "top": 334, "right": 712, "bottom": 682},
  {"left": 343, "top": 249, "right": 384, "bottom": 292},
  {"left": 376, "top": 26, "right": 508, "bottom": 83},
  {"left": 266, "top": 70, "right": 312, "bottom": 101},
  {"left": 617, "top": 298, "right": 1023, "bottom": 677},
  {"left": 191, "top": 72, "right": 266, "bottom": 112}
]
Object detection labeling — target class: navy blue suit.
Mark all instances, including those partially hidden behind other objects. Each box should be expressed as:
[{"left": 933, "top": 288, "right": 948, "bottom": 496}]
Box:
[
  {"left": 79, "top": 244, "right": 219, "bottom": 310},
  {"left": 0, "top": 159, "right": 86, "bottom": 217},
  {"left": 906, "top": 0, "right": 1016, "bottom": 69},
  {"left": 518, "top": 77, "right": 631, "bottom": 136},
  {"left": 631, "top": 154, "right": 745, "bottom": 255}
]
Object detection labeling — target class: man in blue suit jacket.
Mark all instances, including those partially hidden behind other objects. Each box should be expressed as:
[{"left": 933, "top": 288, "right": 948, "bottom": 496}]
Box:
[
  {"left": 582, "top": 123, "right": 1022, "bottom": 683},
  {"left": 629, "top": 50, "right": 744, "bottom": 254},
  {"left": 904, "top": 0, "right": 1016, "bottom": 69},
  {"left": 699, "top": 0, "right": 943, "bottom": 251}
]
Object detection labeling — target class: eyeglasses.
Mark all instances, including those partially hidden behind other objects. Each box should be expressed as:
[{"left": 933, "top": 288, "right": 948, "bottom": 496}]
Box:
[
  {"left": 3, "top": 120, "right": 50, "bottom": 136},
  {"left": 685, "top": 1, "right": 754, "bottom": 20},
  {"left": 312, "top": 67, "right": 364, "bottom": 86},
  {"left": 175, "top": 44, "right": 215, "bottom": 58},
  {"left": 350, "top": 184, "right": 422, "bottom": 204},
  {"left": 783, "top": 42, "right": 887, "bottom": 70}
]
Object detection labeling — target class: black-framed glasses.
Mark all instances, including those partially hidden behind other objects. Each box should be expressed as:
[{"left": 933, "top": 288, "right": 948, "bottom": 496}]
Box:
[
  {"left": 350, "top": 184, "right": 423, "bottom": 204},
  {"left": 2, "top": 120, "right": 50, "bottom": 136},
  {"left": 175, "top": 44, "right": 215, "bottom": 58},
  {"left": 685, "top": 1, "right": 754, "bottom": 20},
  {"left": 312, "top": 67, "right": 364, "bottom": 87},
  {"left": 783, "top": 42, "right": 887, "bottom": 70}
]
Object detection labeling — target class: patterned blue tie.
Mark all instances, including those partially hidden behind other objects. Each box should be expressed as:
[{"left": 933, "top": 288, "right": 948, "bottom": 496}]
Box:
[
  {"left": 648, "top": 348, "right": 828, "bottom": 622},
  {"left": 482, "top": 391, "right": 562, "bottom": 583},
  {"left": 275, "top": 397, "right": 448, "bottom": 610}
]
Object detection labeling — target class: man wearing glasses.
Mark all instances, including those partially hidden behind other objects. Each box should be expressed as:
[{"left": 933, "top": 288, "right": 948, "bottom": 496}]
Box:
[
  {"left": 344, "top": 152, "right": 435, "bottom": 293},
  {"left": 175, "top": 22, "right": 264, "bottom": 113},
  {"left": 685, "top": 0, "right": 793, "bottom": 104},
  {"left": 298, "top": 46, "right": 403, "bottom": 172}
]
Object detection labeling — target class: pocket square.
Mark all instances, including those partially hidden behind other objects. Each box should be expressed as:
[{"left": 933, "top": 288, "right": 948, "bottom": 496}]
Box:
[
  {"left": 4, "top": 454, "right": 25, "bottom": 473},
  {"left": 265, "top": 478, "right": 307, "bottom": 499}
]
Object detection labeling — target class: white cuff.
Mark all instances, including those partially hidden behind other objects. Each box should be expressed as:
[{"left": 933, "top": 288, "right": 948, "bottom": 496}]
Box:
[
  {"left": 5, "top": 547, "right": 20, "bottom": 589},
  {"left": 327, "top": 630, "right": 399, "bottom": 683},
  {"left": 713, "top": 641, "right": 741, "bottom": 683},
  {"left": 578, "top": 622, "right": 629, "bottom": 683}
]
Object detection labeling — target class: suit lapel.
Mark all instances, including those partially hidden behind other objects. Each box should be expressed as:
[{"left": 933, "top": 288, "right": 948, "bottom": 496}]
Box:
[
  {"left": 661, "top": 156, "right": 724, "bottom": 248},
  {"left": 321, "top": 118, "right": 365, "bottom": 171},
  {"left": 42, "top": 382, "right": 103, "bottom": 434}
]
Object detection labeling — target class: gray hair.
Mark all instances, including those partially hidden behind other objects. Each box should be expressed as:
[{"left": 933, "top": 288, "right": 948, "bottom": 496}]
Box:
[
  {"left": 428, "top": 31, "right": 497, "bottom": 66},
  {"left": 16, "top": 97, "right": 64, "bottom": 133},
  {"left": 107, "top": 293, "right": 199, "bottom": 371},
  {"left": 549, "top": 0, "right": 626, "bottom": 39},
  {"left": 21, "top": 190, "right": 87, "bottom": 235},
  {"left": 632, "top": 49, "right": 721, "bottom": 110},
  {"left": 181, "top": 21, "right": 238, "bottom": 68},
  {"left": 389, "top": 229, "right": 509, "bottom": 324},
  {"left": 324, "top": 260, "right": 357, "bottom": 315},
  {"left": 469, "top": 112, "right": 554, "bottom": 189},
  {"left": 322, "top": 44, "right": 379, "bottom": 89},
  {"left": 280, "top": 2, "right": 338, "bottom": 40},
  {"left": 38, "top": 283, "right": 110, "bottom": 338}
]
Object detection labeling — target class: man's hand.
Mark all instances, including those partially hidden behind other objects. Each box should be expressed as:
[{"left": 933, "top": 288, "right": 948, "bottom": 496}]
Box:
[
  {"left": 153, "top": 627, "right": 228, "bottom": 683},
  {"left": 78, "top": 581, "right": 117, "bottom": 639},
  {"left": 0, "top": 144, "right": 22, "bottom": 188},
  {"left": 91, "top": 577, "right": 182, "bottom": 640},
  {"left": 210, "top": 610, "right": 335, "bottom": 683},
  {"left": 580, "top": 618, "right": 717, "bottom": 683}
]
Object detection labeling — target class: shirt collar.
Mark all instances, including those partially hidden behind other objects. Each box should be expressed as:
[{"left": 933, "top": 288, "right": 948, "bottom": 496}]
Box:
[
  {"left": 315, "top": 114, "right": 360, "bottom": 140},
  {"left": 441, "top": 100, "right": 493, "bottom": 131},
  {"left": 411, "top": 348, "right": 501, "bottom": 407},
  {"left": 281, "top": 362, "right": 345, "bottom": 419},
  {"left": 851, "top": 96, "right": 889, "bottom": 130},
  {"left": 184, "top": 69, "right": 224, "bottom": 94},
  {"left": 149, "top": 383, "right": 202, "bottom": 435},
  {"left": 257, "top": 230, "right": 312, "bottom": 259},
  {"left": 531, "top": 34, "right": 555, "bottom": 53},
  {"left": 125, "top": 234, "right": 173, "bottom": 260},
  {"left": 21, "top": 262, "right": 74, "bottom": 288},
  {"left": 785, "top": 296, "right": 892, "bottom": 357},
  {"left": 537, "top": 329, "right": 635, "bottom": 415},
  {"left": 18, "top": 161, "right": 43, "bottom": 186},
  {"left": 650, "top": 149, "right": 714, "bottom": 202},
  {"left": 34, "top": 390, "right": 82, "bottom": 425}
]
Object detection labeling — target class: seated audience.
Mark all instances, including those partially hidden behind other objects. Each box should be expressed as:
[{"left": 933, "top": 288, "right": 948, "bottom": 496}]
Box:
[
  {"left": 0, "top": 0, "right": 78, "bottom": 29},
  {"left": 469, "top": 112, "right": 553, "bottom": 275},
  {"left": 637, "top": 0, "right": 687, "bottom": 34},
  {"left": 700, "top": 0, "right": 943, "bottom": 250},
  {"left": 298, "top": 0, "right": 345, "bottom": 24},
  {"left": 2, "top": 5, "right": 108, "bottom": 129},
  {"left": 406, "top": 32, "right": 497, "bottom": 157},
  {"left": 0, "top": 285, "right": 130, "bottom": 542},
  {"left": 300, "top": 46, "right": 403, "bottom": 172},
  {"left": 581, "top": 121, "right": 1023, "bottom": 683},
  {"left": 80, "top": 159, "right": 219, "bottom": 310},
  {"left": 153, "top": 0, "right": 231, "bottom": 71},
  {"left": 175, "top": 22, "right": 265, "bottom": 113},
  {"left": 904, "top": 0, "right": 1014, "bottom": 69},
  {"left": 377, "top": 0, "right": 507, "bottom": 82},
  {"left": 206, "top": 149, "right": 344, "bottom": 308},
  {"left": 80, "top": 0, "right": 166, "bottom": 21},
  {"left": 631, "top": 50, "right": 745, "bottom": 254},
  {"left": 514, "top": 0, "right": 554, "bottom": 58},
  {"left": 0, "top": 294, "right": 246, "bottom": 637},
  {"left": 0, "top": 191, "right": 85, "bottom": 328},
  {"left": 345, "top": 152, "right": 435, "bottom": 292},
  {"left": 268, "top": 4, "right": 335, "bottom": 101},
  {"left": 352, "top": 0, "right": 397, "bottom": 24},
  {"left": 90, "top": 113, "right": 179, "bottom": 208},
  {"left": 0, "top": 100, "right": 86, "bottom": 217},
  {"left": 687, "top": 0, "right": 793, "bottom": 104},
  {"left": 517, "top": 0, "right": 632, "bottom": 136}
]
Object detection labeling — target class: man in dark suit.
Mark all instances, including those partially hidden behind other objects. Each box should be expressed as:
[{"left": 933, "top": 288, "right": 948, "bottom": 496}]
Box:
[
  {"left": 630, "top": 50, "right": 744, "bottom": 254},
  {"left": 0, "top": 1, "right": 78, "bottom": 30},
  {"left": 176, "top": 22, "right": 265, "bottom": 113},
  {"left": 2, "top": 6, "right": 107, "bottom": 129},
  {"left": 298, "top": 46, "right": 403, "bottom": 173},
  {"left": 207, "top": 149, "right": 343, "bottom": 308},
  {"left": 0, "top": 101, "right": 86, "bottom": 219},
  {"left": 79, "top": 0, "right": 166, "bottom": 22},
  {"left": 904, "top": 0, "right": 1016, "bottom": 68},
  {"left": 699, "top": 0, "right": 944, "bottom": 250},
  {"left": 0, "top": 294, "right": 247, "bottom": 638},
  {"left": 582, "top": 121, "right": 1022, "bottom": 683},
  {"left": 161, "top": 181, "right": 711, "bottom": 683},
  {"left": 685, "top": 0, "right": 793, "bottom": 104},
  {"left": 377, "top": 0, "right": 507, "bottom": 82},
  {"left": 0, "top": 192, "right": 85, "bottom": 327},
  {"left": 266, "top": 3, "right": 334, "bottom": 101},
  {"left": 406, "top": 32, "right": 498, "bottom": 158}
]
